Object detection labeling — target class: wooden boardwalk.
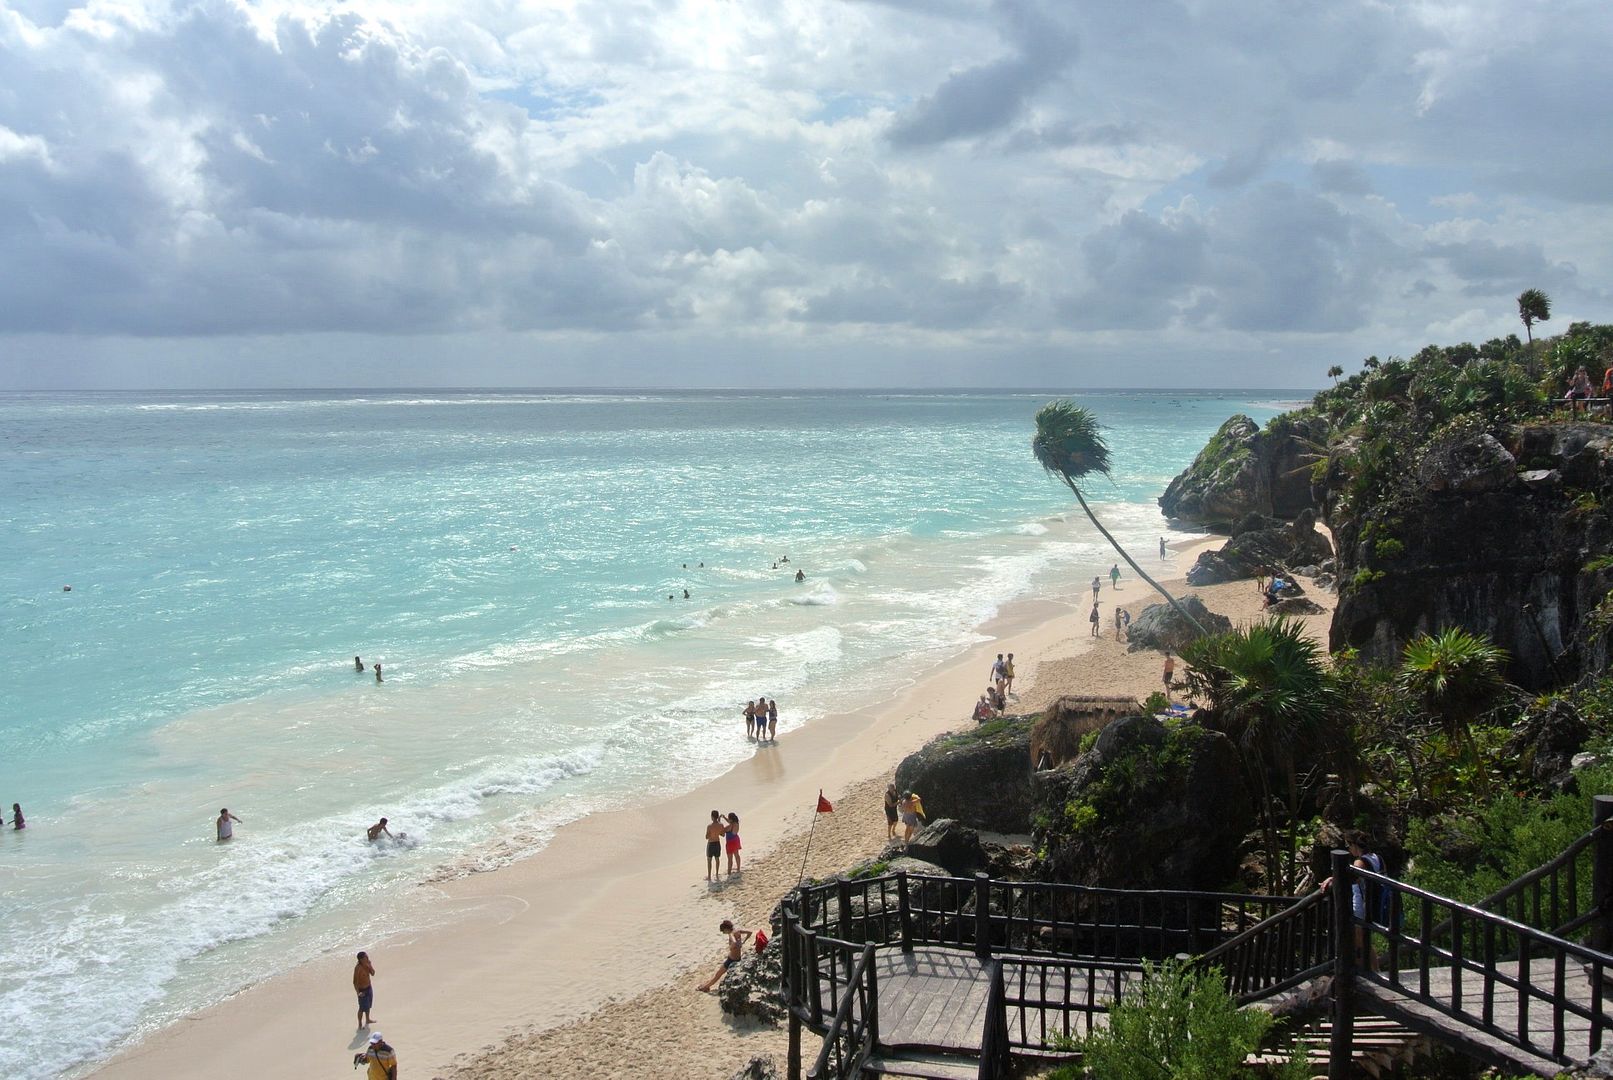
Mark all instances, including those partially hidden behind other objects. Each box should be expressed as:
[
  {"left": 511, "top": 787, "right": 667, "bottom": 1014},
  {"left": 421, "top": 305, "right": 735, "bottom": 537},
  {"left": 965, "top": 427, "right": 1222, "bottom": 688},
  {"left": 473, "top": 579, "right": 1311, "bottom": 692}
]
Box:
[{"left": 1358, "top": 959, "right": 1607, "bottom": 1075}]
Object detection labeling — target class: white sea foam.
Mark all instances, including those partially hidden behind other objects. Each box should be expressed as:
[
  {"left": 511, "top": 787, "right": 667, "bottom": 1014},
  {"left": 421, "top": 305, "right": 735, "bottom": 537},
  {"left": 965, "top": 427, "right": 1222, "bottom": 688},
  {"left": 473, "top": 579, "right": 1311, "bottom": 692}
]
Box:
[{"left": 1013, "top": 522, "right": 1050, "bottom": 536}]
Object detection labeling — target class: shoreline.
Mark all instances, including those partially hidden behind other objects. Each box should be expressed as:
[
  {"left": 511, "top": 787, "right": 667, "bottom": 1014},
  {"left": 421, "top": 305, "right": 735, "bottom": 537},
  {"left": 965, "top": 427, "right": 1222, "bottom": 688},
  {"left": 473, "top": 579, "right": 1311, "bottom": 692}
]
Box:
[{"left": 89, "top": 534, "right": 1264, "bottom": 1080}]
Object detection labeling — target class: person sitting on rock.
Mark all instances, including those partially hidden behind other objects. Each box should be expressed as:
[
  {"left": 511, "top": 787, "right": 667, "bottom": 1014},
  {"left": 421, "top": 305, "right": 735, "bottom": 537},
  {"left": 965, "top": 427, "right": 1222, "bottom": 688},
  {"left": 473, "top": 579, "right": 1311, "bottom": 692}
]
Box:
[{"left": 696, "top": 920, "right": 752, "bottom": 992}]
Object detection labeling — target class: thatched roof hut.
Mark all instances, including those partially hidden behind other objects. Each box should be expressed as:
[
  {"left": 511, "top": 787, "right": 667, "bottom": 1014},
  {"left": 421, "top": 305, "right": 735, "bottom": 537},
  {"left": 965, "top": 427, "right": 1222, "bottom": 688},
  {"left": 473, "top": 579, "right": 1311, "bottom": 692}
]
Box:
[{"left": 1030, "top": 694, "right": 1143, "bottom": 768}]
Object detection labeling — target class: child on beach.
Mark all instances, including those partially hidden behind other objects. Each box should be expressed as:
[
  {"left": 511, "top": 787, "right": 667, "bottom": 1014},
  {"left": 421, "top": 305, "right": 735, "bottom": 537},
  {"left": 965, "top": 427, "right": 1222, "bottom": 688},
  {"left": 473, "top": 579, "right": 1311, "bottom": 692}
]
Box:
[
  {"left": 696, "top": 920, "right": 752, "bottom": 992},
  {"left": 724, "top": 812, "right": 742, "bottom": 875}
]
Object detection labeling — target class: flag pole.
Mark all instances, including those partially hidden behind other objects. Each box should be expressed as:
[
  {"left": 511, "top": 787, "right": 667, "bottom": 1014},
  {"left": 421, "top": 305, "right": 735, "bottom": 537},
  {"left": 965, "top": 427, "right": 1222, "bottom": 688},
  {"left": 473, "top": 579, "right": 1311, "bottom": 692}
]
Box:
[{"left": 797, "top": 788, "right": 830, "bottom": 886}]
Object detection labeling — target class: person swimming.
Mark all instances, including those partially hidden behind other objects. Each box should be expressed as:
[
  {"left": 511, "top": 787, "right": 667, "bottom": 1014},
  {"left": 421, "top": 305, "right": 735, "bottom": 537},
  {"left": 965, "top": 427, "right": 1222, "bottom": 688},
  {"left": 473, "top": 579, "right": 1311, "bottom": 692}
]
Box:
[{"left": 794, "top": 569, "right": 805, "bottom": 582}]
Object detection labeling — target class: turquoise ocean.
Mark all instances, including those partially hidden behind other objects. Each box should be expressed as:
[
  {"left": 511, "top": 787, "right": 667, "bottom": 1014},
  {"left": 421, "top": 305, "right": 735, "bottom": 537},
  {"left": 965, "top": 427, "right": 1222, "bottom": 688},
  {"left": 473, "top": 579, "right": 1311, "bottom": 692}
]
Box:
[{"left": 0, "top": 389, "right": 1287, "bottom": 1078}]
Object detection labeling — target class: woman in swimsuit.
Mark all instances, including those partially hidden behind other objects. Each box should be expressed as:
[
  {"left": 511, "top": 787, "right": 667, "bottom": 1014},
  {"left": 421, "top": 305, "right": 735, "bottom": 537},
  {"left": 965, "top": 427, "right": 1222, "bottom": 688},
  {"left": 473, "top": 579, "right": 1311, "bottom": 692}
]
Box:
[{"left": 725, "top": 812, "right": 742, "bottom": 875}]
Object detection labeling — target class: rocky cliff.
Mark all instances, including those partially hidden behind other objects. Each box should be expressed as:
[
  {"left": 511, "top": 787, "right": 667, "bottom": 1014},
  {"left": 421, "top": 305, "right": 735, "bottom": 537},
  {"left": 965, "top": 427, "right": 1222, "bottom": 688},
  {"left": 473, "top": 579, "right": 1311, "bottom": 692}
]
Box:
[
  {"left": 1326, "top": 422, "right": 1613, "bottom": 691},
  {"left": 1158, "top": 413, "right": 1323, "bottom": 528}
]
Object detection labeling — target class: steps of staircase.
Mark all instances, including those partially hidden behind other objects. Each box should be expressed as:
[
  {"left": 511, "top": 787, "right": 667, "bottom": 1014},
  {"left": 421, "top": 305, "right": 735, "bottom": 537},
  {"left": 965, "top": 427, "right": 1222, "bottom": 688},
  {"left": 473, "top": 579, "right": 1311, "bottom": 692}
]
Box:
[{"left": 862, "top": 1050, "right": 981, "bottom": 1079}]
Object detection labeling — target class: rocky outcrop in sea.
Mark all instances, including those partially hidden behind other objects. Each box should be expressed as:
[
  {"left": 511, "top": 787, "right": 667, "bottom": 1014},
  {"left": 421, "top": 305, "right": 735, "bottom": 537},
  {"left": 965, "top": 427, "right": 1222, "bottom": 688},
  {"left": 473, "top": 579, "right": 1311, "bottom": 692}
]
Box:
[{"left": 1158, "top": 413, "right": 1324, "bottom": 528}]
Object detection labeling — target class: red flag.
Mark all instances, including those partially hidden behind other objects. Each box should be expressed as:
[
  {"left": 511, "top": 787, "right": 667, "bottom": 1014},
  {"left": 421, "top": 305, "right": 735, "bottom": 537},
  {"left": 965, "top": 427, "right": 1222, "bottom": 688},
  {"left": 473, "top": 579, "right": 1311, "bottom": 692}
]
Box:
[{"left": 816, "top": 789, "right": 834, "bottom": 814}]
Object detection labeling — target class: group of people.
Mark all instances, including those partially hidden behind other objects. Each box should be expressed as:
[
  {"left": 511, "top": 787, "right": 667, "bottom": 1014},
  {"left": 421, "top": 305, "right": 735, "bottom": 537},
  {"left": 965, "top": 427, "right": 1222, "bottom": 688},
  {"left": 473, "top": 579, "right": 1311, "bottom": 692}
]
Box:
[
  {"left": 974, "top": 653, "right": 1016, "bottom": 721},
  {"left": 744, "top": 698, "right": 780, "bottom": 740},
  {"left": 704, "top": 809, "right": 744, "bottom": 880},
  {"left": 356, "top": 656, "right": 382, "bottom": 682},
  {"left": 1564, "top": 365, "right": 1613, "bottom": 405}
]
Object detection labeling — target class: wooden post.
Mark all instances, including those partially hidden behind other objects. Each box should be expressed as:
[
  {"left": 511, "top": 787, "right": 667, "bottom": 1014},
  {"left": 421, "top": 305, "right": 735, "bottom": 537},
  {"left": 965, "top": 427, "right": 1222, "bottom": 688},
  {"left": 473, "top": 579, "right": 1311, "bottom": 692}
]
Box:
[
  {"left": 897, "top": 870, "right": 914, "bottom": 953},
  {"left": 975, "top": 872, "right": 993, "bottom": 959},
  {"left": 804, "top": 928, "right": 823, "bottom": 1027},
  {"left": 866, "top": 944, "right": 881, "bottom": 1051},
  {"left": 1593, "top": 795, "right": 1613, "bottom": 953},
  {"left": 1329, "top": 849, "right": 1356, "bottom": 1080},
  {"left": 787, "top": 1012, "right": 802, "bottom": 1080}
]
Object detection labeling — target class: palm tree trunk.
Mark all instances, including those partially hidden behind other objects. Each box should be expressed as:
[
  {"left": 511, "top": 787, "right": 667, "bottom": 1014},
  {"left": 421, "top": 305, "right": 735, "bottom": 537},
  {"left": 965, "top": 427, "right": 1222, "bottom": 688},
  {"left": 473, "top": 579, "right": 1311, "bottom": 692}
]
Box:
[{"left": 1065, "top": 480, "right": 1209, "bottom": 635}]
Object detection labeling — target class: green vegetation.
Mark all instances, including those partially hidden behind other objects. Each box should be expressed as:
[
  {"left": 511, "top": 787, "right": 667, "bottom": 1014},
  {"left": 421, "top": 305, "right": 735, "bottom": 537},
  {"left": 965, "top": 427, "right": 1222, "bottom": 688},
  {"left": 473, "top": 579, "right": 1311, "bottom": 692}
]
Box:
[
  {"left": 1033, "top": 399, "right": 1206, "bottom": 634},
  {"left": 1046, "top": 960, "right": 1310, "bottom": 1080},
  {"left": 1183, "top": 618, "right": 1344, "bottom": 894},
  {"left": 1397, "top": 629, "right": 1509, "bottom": 796},
  {"left": 1518, "top": 288, "right": 1551, "bottom": 345}
]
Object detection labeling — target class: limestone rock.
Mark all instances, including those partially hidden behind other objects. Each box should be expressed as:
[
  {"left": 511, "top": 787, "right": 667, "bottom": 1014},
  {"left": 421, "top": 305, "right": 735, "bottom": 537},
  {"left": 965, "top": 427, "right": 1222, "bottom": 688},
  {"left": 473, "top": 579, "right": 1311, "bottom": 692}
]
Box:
[
  {"left": 1185, "top": 508, "right": 1335, "bottom": 586},
  {"left": 1124, "top": 595, "right": 1232, "bottom": 653},
  {"left": 717, "top": 944, "right": 785, "bottom": 1025},
  {"left": 899, "top": 819, "right": 984, "bottom": 877},
  {"left": 728, "top": 1057, "right": 783, "bottom": 1080},
  {"left": 1159, "top": 414, "right": 1324, "bottom": 527},
  {"left": 893, "top": 716, "right": 1035, "bottom": 832},
  {"left": 1506, "top": 696, "right": 1591, "bottom": 793},
  {"left": 1418, "top": 432, "right": 1516, "bottom": 494},
  {"left": 1034, "top": 715, "right": 1251, "bottom": 891}
]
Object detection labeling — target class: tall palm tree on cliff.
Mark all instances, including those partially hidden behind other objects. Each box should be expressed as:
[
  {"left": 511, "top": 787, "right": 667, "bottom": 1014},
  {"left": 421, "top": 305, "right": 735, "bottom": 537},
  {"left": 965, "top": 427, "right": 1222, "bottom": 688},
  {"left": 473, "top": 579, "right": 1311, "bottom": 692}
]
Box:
[
  {"left": 1183, "top": 617, "right": 1342, "bottom": 894},
  {"left": 1327, "top": 364, "right": 1344, "bottom": 386},
  {"left": 1518, "top": 289, "right": 1551, "bottom": 345},
  {"left": 1032, "top": 400, "right": 1205, "bottom": 634},
  {"left": 1396, "top": 628, "right": 1508, "bottom": 796}
]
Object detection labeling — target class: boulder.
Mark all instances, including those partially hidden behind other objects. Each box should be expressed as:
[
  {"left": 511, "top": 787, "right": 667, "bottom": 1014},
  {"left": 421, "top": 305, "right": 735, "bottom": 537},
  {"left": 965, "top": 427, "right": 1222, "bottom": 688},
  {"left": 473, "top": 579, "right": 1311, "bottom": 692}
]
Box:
[
  {"left": 899, "top": 819, "right": 984, "bottom": 876},
  {"left": 1124, "top": 595, "right": 1232, "bottom": 653},
  {"left": 1505, "top": 696, "right": 1591, "bottom": 793},
  {"left": 717, "top": 944, "right": 785, "bottom": 1025},
  {"left": 893, "top": 716, "right": 1035, "bottom": 832},
  {"left": 1185, "top": 508, "right": 1336, "bottom": 586},
  {"left": 1034, "top": 715, "right": 1252, "bottom": 891},
  {"left": 1269, "top": 596, "right": 1325, "bottom": 616},
  {"left": 728, "top": 1058, "right": 783, "bottom": 1080},
  {"left": 1418, "top": 432, "right": 1516, "bottom": 494},
  {"left": 1159, "top": 414, "right": 1324, "bottom": 527}
]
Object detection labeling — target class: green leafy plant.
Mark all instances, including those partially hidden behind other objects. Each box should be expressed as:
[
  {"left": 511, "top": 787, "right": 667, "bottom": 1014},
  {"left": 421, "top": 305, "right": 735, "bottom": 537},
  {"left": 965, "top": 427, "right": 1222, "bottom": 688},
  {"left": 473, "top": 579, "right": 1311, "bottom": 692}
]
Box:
[
  {"left": 1397, "top": 628, "right": 1510, "bottom": 796},
  {"left": 1141, "top": 691, "right": 1170, "bottom": 715}
]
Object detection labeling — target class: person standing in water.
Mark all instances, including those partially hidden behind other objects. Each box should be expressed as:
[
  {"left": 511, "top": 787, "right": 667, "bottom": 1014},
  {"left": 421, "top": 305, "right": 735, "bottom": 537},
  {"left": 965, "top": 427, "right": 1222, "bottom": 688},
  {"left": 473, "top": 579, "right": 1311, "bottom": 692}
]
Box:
[
  {"left": 1159, "top": 537, "right": 1167, "bottom": 559},
  {"left": 9, "top": 803, "right": 24, "bottom": 830},
  {"left": 355, "top": 656, "right": 364, "bottom": 672},
  {"left": 744, "top": 700, "right": 756, "bottom": 739},
  {"left": 373, "top": 662, "right": 383, "bottom": 683},
  {"left": 216, "top": 808, "right": 242, "bottom": 842},
  {"left": 367, "top": 818, "right": 393, "bottom": 842},
  {"left": 794, "top": 569, "right": 805, "bottom": 582}
]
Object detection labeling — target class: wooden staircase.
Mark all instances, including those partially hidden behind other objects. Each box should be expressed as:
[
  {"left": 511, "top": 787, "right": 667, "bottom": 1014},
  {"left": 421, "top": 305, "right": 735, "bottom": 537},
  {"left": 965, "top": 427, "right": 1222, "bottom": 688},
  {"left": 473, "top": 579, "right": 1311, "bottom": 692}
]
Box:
[
  {"left": 1250, "top": 1010, "right": 1433, "bottom": 1079},
  {"left": 861, "top": 1049, "right": 981, "bottom": 1079}
]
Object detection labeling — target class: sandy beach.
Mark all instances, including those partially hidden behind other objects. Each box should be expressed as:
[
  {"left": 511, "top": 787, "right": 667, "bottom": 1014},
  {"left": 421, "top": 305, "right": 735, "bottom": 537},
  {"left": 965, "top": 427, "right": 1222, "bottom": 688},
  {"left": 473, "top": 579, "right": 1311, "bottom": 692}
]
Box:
[{"left": 91, "top": 534, "right": 1335, "bottom": 1080}]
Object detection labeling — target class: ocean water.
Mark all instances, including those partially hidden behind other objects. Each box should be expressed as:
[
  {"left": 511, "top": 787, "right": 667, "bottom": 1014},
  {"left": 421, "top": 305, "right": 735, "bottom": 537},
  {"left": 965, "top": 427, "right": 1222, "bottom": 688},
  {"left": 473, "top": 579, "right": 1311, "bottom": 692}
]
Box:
[{"left": 0, "top": 389, "right": 1285, "bottom": 1078}]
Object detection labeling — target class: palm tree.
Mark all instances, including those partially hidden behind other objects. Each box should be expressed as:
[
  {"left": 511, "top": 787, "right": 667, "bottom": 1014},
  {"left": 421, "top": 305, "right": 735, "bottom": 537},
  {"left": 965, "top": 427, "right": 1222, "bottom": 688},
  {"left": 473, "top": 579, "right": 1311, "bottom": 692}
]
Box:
[
  {"left": 1032, "top": 400, "right": 1206, "bottom": 634},
  {"left": 1518, "top": 289, "right": 1551, "bottom": 345},
  {"left": 1327, "top": 364, "right": 1344, "bottom": 386},
  {"left": 1183, "top": 618, "right": 1342, "bottom": 894},
  {"left": 1396, "top": 628, "right": 1509, "bottom": 795}
]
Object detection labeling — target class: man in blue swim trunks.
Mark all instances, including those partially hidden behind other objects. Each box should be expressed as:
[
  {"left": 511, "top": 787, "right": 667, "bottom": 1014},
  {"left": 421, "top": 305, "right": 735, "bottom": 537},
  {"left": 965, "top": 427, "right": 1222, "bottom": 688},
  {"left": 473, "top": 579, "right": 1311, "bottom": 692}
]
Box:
[{"left": 705, "top": 810, "right": 725, "bottom": 882}]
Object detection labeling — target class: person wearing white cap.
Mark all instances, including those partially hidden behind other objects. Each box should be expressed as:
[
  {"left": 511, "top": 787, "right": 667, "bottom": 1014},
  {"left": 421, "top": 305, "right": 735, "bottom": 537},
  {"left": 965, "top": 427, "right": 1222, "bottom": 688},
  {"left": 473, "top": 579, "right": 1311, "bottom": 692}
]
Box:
[{"left": 354, "top": 1031, "right": 398, "bottom": 1080}]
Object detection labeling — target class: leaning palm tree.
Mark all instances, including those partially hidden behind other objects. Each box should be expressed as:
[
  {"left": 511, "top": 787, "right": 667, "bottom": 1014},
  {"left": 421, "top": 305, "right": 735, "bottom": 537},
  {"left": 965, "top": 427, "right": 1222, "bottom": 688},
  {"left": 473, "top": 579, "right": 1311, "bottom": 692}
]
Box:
[
  {"left": 1183, "top": 617, "right": 1343, "bottom": 894},
  {"left": 1518, "top": 289, "right": 1551, "bottom": 345},
  {"left": 1327, "top": 364, "right": 1344, "bottom": 386},
  {"left": 1032, "top": 400, "right": 1205, "bottom": 634},
  {"left": 1396, "top": 628, "right": 1509, "bottom": 796}
]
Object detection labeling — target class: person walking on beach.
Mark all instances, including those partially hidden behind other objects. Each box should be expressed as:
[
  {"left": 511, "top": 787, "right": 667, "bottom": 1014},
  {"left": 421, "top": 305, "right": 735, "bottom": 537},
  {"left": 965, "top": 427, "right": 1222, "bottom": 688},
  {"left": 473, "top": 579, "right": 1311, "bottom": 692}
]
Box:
[
  {"left": 724, "top": 812, "right": 743, "bottom": 876},
  {"left": 1109, "top": 563, "right": 1120, "bottom": 590},
  {"left": 704, "top": 810, "right": 726, "bottom": 882},
  {"left": 356, "top": 1032, "right": 398, "bottom": 1080},
  {"left": 353, "top": 951, "right": 377, "bottom": 1027},
  {"left": 1089, "top": 604, "right": 1101, "bottom": 637},
  {"left": 1004, "top": 653, "right": 1016, "bottom": 696},
  {"left": 990, "top": 654, "right": 1006, "bottom": 696},
  {"left": 216, "top": 808, "right": 242, "bottom": 842},
  {"left": 373, "top": 662, "right": 383, "bottom": 683},
  {"left": 367, "top": 818, "right": 393, "bottom": 842},
  {"left": 1091, "top": 576, "right": 1101, "bottom": 601},
  {"left": 696, "top": 920, "right": 752, "bottom": 992},
  {"left": 1162, "top": 652, "right": 1176, "bottom": 694},
  {"left": 884, "top": 783, "right": 900, "bottom": 839},
  {"left": 766, "top": 699, "right": 779, "bottom": 741},
  {"left": 744, "top": 700, "right": 756, "bottom": 739},
  {"left": 9, "top": 803, "right": 24, "bottom": 830}
]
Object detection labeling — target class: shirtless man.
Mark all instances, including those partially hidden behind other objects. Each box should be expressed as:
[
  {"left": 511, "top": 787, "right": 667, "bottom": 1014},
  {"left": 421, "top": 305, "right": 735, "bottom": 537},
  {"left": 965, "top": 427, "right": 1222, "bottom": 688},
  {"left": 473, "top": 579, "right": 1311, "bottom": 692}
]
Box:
[
  {"left": 216, "top": 808, "right": 242, "bottom": 842},
  {"left": 353, "top": 951, "right": 377, "bottom": 1027},
  {"left": 367, "top": 817, "right": 393, "bottom": 842},
  {"left": 696, "top": 920, "right": 752, "bottom": 992},
  {"left": 704, "top": 810, "right": 726, "bottom": 882}
]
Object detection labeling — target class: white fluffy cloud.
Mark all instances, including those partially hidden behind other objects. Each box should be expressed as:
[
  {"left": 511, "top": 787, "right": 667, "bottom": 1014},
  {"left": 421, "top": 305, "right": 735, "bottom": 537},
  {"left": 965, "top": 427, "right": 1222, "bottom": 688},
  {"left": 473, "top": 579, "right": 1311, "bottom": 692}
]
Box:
[{"left": 1, "top": 0, "right": 1609, "bottom": 386}]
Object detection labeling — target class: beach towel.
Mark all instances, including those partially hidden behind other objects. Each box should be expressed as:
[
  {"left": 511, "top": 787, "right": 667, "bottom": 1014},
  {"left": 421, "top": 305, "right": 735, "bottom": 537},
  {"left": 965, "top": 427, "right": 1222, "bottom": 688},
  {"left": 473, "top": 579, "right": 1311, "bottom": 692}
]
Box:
[{"left": 754, "top": 929, "right": 769, "bottom": 953}]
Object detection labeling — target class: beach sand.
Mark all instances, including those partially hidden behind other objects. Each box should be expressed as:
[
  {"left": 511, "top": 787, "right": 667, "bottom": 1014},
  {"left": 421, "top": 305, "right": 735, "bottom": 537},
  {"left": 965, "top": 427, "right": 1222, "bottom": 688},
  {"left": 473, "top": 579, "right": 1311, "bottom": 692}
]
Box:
[{"left": 91, "top": 535, "right": 1335, "bottom": 1080}]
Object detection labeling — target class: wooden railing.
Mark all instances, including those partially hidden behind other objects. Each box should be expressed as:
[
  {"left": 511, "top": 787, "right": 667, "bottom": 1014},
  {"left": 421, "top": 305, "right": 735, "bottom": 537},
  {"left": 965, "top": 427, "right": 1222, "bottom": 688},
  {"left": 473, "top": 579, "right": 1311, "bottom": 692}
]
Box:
[
  {"left": 1193, "top": 887, "right": 1334, "bottom": 1003},
  {"left": 1427, "top": 822, "right": 1609, "bottom": 945},
  {"left": 998, "top": 954, "right": 1146, "bottom": 1052},
  {"left": 1343, "top": 860, "right": 1613, "bottom": 1067},
  {"left": 977, "top": 961, "right": 1011, "bottom": 1080},
  {"left": 806, "top": 942, "right": 878, "bottom": 1080}
]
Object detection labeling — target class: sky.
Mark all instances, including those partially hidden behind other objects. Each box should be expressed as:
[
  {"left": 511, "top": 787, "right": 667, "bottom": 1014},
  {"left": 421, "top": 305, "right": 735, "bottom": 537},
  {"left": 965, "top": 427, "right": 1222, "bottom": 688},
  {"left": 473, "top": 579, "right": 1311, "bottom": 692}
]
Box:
[{"left": 0, "top": 0, "right": 1609, "bottom": 389}]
